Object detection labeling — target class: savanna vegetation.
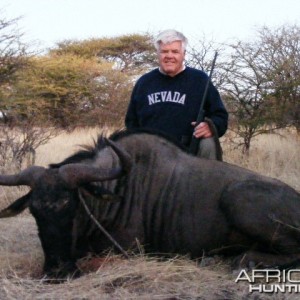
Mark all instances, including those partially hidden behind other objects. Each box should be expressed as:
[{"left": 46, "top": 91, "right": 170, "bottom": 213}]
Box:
[
  {"left": 0, "top": 10, "right": 299, "bottom": 300},
  {"left": 0, "top": 12, "right": 299, "bottom": 167}
]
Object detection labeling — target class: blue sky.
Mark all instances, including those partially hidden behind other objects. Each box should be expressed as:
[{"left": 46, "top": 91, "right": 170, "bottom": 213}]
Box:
[{"left": 3, "top": 0, "right": 300, "bottom": 51}]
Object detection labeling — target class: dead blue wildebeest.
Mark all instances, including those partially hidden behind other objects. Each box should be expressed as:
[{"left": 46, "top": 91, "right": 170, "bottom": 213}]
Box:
[{"left": 0, "top": 129, "right": 299, "bottom": 278}]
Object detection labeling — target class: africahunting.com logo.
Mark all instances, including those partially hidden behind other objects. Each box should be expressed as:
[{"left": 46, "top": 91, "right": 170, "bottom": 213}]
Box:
[{"left": 235, "top": 269, "right": 300, "bottom": 293}]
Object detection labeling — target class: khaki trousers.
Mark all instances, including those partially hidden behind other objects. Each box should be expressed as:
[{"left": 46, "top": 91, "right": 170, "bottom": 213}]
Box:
[{"left": 197, "top": 137, "right": 222, "bottom": 161}]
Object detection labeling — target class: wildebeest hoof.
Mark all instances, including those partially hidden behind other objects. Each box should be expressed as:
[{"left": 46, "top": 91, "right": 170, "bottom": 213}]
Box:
[
  {"left": 231, "top": 252, "right": 265, "bottom": 271},
  {"left": 44, "top": 270, "right": 82, "bottom": 284},
  {"left": 199, "top": 255, "right": 221, "bottom": 267},
  {"left": 44, "top": 262, "right": 82, "bottom": 283}
]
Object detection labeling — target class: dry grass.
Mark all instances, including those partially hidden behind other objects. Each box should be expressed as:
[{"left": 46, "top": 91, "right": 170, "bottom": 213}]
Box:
[
  {"left": 0, "top": 216, "right": 280, "bottom": 299},
  {"left": 222, "top": 129, "right": 300, "bottom": 191},
  {"left": 35, "top": 126, "right": 113, "bottom": 167},
  {"left": 0, "top": 127, "right": 299, "bottom": 299}
]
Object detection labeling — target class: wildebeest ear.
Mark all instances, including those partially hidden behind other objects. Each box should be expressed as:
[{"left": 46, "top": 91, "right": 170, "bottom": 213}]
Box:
[
  {"left": 80, "top": 185, "right": 123, "bottom": 202},
  {"left": 104, "top": 139, "right": 132, "bottom": 173},
  {"left": 0, "top": 192, "right": 31, "bottom": 218}
]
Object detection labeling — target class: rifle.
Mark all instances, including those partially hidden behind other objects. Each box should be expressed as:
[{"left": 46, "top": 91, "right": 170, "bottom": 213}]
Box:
[{"left": 189, "top": 51, "right": 218, "bottom": 155}]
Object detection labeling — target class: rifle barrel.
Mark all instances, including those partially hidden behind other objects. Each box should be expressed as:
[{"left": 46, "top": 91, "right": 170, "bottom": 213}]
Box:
[{"left": 189, "top": 52, "right": 218, "bottom": 155}]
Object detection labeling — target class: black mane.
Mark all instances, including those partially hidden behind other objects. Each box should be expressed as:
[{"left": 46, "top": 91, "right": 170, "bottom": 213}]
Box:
[
  {"left": 50, "top": 128, "right": 188, "bottom": 168},
  {"left": 109, "top": 127, "right": 187, "bottom": 151}
]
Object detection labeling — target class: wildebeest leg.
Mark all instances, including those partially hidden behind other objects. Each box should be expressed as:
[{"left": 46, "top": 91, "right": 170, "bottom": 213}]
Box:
[
  {"left": 220, "top": 180, "right": 300, "bottom": 269},
  {"left": 232, "top": 251, "right": 300, "bottom": 270}
]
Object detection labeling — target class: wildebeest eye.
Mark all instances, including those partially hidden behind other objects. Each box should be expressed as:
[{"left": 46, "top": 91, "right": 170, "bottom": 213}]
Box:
[{"left": 81, "top": 184, "right": 122, "bottom": 202}]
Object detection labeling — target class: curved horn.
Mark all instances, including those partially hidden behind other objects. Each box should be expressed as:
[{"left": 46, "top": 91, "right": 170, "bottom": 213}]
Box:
[
  {"left": 58, "top": 163, "right": 123, "bottom": 188},
  {"left": 105, "top": 139, "right": 132, "bottom": 172},
  {"left": 0, "top": 166, "right": 45, "bottom": 187},
  {"left": 0, "top": 192, "right": 31, "bottom": 218}
]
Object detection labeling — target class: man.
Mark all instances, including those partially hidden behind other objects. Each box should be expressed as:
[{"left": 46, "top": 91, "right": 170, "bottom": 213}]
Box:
[{"left": 125, "top": 29, "right": 228, "bottom": 159}]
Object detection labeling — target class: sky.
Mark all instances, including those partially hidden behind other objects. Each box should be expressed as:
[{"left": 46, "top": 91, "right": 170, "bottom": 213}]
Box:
[{"left": 2, "top": 0, "right": 300, "bottom": 51}]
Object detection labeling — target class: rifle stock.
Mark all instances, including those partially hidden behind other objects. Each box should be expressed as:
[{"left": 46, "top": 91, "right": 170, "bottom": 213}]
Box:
[{"left": 189, "top": 110, "right": 205, "bottom": 154}]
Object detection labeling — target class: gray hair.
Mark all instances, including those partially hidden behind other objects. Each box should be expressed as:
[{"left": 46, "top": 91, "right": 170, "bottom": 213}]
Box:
[{"left": 154, "top": 29, "right": 188, "bottom": 51}]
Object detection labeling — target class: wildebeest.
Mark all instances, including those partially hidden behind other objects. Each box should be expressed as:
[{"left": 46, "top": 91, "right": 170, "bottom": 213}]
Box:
[{"left": 0, "top": 129, "right": 300, "bottom": 278}]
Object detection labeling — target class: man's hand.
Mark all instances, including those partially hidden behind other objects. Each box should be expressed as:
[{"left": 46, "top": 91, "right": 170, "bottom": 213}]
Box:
[{"left": 191, "top": 121, "right": 213, "bottom": 138}]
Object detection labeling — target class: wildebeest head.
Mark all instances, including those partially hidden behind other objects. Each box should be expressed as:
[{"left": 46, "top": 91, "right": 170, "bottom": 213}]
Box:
[{"left": 0, "top": 139, "right": 131, "bottom": 279}]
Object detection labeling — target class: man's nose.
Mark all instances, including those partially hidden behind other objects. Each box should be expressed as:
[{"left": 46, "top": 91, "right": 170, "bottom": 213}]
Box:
[{"left": 165, "top": 51, "right": 173, "bottom": 58}]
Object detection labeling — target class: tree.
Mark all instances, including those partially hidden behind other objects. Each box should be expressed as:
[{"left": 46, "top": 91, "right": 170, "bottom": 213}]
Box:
[
  {"left": 0, "top": 13, "right": 29, "bottom": 122},
  {"left": 256, "top": 25, "right": 300, "bottom": 132},
  {"left": 0, "top": 121, "right": 56, "bottom": 170},
  {"left": 10, "top": 54, "right": 132, "bottom": 129},
  {"left": 220, "top": 25, "right": 300, "bottom": 153},
  {"left": 220, "top": 42, "right": 275, "bottom": 153},
  {"left": 18, "top": 33, "right": 158, "bottom": 129},
  {"left": 51, "top": 34, "right": 157, "bottom": 74},
  {"left": 187, "top": 35, "right": 227, "bottom": 89},
  {"left": 0, "top": 12, "right": 56, "bottom": 169}
]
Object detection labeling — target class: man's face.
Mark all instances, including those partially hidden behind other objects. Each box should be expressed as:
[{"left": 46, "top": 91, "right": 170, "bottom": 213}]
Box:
[{"left": 158, "top": 41, "right": 185, "bottom": 77}]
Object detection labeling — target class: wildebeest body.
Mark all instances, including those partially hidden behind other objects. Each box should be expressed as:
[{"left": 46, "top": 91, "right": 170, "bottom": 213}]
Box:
[{"left": 0, "top": 129, "right": 300, "bottom": 277}]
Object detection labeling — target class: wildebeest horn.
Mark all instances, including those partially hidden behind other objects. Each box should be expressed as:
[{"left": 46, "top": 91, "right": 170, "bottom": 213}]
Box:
[
  {"left": 58, "top": 140, "right": 132, "bottom": 188},
  {"left": 0, "top": 166, "right": 46, "bottom": 187},
  {"left": 58, "top": 164, "right": 124, "bottom": 188},
  {"left": 105, "top": 138, "right": 132, "bottom": 172},
  {"left": 0, "top": 192, "right": 31, "bottom": 218}
]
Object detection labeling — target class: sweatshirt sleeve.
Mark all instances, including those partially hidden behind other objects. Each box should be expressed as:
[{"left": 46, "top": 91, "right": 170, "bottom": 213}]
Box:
[
  {"left": 205, "top": 82, "right": 228, "bottom": 138},
  {"left": 125, "top": 84, "right": 139, "bottom": 129}
]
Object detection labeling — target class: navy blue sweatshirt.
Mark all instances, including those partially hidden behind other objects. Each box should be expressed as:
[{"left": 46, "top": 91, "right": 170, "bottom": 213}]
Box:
[{"left": 125, "top": 67, "right": 228, "bottom": 145}]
